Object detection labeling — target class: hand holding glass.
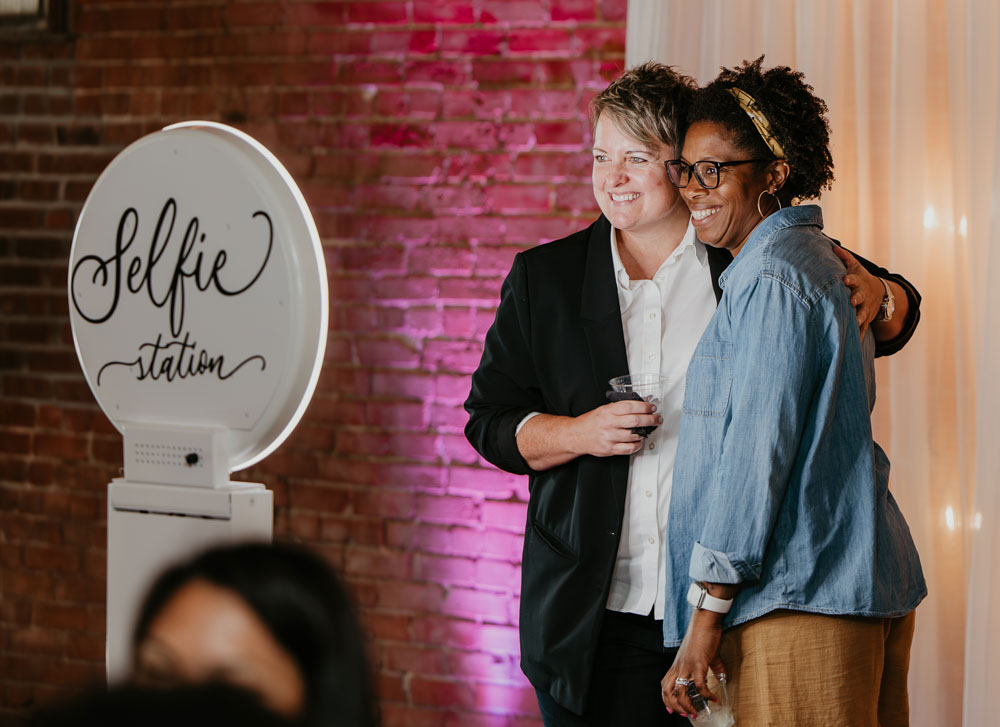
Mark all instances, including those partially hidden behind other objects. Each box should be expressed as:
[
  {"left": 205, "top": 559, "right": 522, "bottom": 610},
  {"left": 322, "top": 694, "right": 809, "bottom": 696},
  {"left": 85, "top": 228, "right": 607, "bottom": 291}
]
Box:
[
  {"left": 687, "top": 673, "right": 734, "bottom": 727},
  {"left": 606, "top": 374, "right": 666, "bottom": 437}
]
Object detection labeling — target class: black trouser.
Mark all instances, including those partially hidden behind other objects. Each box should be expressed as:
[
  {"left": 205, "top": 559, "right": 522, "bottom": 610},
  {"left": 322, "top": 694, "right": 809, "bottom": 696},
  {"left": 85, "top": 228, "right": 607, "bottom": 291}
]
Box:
[{"left": 535, "top": 609, "right": 689, "bottom": 726}]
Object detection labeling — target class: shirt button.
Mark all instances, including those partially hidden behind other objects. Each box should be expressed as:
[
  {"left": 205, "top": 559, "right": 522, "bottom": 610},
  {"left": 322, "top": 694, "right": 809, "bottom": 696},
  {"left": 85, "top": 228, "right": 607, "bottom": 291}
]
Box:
[
  {"left": 648, "top": 442, "right": 655, "bottom": 451},
  {"left": 649, "top": 311, "right": 657, "bottom": 319},
  {"left": 645, "top": 490, "right": 653, "bottom": 498},
  {"left": 648, "top": 537, "right": 655, "bottom": 545},
  {"left": 647, "top": 353, "right": 655, "bottom": 360}
]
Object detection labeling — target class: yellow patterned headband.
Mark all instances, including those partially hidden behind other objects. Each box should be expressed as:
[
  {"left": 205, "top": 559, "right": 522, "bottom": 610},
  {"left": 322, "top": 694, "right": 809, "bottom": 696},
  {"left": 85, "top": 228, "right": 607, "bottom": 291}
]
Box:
[{"left": 726, "top": 87, "right": 786, "bottom": 159}]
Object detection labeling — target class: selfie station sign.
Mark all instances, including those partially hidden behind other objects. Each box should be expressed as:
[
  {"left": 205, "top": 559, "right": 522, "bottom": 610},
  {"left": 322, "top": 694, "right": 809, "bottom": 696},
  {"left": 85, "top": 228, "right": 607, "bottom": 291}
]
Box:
[{"left": 69, "top": 122, "right": 328, "bottom": 680}]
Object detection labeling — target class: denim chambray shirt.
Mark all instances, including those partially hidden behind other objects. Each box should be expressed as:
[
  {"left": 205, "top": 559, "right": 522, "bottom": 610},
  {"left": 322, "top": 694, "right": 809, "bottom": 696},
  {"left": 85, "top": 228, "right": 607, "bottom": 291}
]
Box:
[{"left": 662, "top": 205, "right": 926, "bottom": 647}]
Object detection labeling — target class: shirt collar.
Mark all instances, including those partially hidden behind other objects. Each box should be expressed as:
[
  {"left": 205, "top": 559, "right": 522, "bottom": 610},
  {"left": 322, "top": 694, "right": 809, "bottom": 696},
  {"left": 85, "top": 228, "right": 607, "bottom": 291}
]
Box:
[
  {"left": 609, "top": 220, "right": 703, "bottom": 290},
  {"left": 718, "top": 205, "right": 825, "bottom": 287}
]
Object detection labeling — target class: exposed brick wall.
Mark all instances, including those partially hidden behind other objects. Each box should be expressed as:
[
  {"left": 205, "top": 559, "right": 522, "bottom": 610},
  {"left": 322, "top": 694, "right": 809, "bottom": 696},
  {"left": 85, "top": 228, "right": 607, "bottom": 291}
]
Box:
[{"left": 0, "top": 1, "right": 625, "bottom": 724}]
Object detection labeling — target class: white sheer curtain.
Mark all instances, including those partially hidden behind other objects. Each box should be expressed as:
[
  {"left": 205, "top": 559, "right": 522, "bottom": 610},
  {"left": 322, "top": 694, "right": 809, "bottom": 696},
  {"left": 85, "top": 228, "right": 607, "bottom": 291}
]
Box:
[{"left": 626, "top": 1, "right": 1000, "bottom": 724}]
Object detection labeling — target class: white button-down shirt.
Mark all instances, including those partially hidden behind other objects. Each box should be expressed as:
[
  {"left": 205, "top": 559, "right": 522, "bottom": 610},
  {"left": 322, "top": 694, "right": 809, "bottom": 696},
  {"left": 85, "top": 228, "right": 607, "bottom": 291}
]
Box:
[{"left": 604, "top": 221, "right": 717, "bottom": 619}]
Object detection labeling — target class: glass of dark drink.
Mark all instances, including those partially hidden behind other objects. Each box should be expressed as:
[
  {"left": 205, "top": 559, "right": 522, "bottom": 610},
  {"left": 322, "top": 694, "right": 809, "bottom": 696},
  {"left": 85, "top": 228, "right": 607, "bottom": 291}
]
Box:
[{"left": 606, "top": 373, "right": 666, "bottom": 437}]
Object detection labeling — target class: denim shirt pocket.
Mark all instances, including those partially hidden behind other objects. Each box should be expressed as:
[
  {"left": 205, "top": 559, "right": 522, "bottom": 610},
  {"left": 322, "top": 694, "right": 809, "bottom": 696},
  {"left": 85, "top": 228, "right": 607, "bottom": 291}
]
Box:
[{"left": 682, "top": 340, "right": 733, "bottom": 418}]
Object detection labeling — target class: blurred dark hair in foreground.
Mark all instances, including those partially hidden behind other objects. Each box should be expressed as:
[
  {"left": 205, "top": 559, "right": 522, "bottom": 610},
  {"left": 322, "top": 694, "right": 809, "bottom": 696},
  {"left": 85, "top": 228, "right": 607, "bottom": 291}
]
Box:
[
  {"left": 132, "top": 541, "right": 378, "bottom": 727},
  {"left": 32, "top": 682, "right": 293, "bottom": 727}
]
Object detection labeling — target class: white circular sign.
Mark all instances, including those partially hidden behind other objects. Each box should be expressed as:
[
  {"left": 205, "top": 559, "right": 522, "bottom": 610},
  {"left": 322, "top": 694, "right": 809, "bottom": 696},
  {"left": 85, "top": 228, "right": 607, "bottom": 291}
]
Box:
[{"left": 69, "top": 121, "right": 327, "bottom": 471}]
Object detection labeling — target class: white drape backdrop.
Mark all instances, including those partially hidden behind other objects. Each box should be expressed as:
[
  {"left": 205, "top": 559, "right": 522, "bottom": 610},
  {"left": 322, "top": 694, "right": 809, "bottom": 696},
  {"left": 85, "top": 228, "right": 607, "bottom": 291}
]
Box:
[{"left": 626, "top": 1, "right": 1000, "bottom": 724}]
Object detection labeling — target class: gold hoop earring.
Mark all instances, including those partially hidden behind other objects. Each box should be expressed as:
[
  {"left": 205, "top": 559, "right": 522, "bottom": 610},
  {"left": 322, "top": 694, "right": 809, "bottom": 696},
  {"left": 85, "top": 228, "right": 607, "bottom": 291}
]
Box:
[{"left": 757, "top": 189, "right": 783, "bottom": 219}]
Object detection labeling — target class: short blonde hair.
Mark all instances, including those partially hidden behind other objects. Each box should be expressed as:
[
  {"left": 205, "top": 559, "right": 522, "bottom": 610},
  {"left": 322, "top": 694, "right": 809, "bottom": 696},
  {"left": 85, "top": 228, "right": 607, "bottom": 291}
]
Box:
[{"left": 590, "top": 62, "right": 697, "bottom": 151}]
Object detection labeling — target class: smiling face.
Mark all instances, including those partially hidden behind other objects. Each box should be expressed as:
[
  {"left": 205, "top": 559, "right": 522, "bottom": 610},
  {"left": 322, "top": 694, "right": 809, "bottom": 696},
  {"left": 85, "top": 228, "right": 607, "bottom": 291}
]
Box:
[
  {"left": 591, "top": 113, "right": 689, "bottom": 245},
  {"left": 134, "top": 580, "right": 306, "bottom": 717},
  {"left": 679, "top": 121, "right": 777, "bottom": 255}
]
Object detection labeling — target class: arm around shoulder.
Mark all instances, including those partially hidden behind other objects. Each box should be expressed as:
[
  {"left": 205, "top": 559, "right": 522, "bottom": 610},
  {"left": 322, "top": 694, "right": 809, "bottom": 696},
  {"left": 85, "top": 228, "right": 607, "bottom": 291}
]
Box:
[
  {"left": 834, "top": 244, "right": 922, "bottom": 356},
  {"left": 871, "top": 276, "right": 920, "bottom": 356}
]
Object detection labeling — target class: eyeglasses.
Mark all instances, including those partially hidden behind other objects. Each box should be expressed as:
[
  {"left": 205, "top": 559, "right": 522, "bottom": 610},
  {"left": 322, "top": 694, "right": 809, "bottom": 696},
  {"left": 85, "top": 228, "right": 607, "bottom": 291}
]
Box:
[{"left": 665, "top": 159, "right": 769, "bottom": 189}]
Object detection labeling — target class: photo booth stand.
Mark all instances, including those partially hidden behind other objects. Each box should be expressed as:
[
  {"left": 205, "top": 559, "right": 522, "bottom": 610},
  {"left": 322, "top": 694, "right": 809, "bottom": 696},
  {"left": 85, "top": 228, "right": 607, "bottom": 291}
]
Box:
[{"left": 68, "top": 122, "right": 328, "bottom": 681}]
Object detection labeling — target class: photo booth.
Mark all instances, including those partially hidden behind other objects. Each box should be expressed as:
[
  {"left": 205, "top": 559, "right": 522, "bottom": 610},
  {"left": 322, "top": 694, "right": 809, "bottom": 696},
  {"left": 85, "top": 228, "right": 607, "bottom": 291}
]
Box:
[{"left": 68, "top": 122, "right": 327, "bottom": 679}]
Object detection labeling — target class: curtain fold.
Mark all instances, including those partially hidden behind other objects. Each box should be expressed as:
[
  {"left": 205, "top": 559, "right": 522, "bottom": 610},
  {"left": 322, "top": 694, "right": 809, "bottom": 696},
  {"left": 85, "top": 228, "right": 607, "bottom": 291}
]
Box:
[
  {"left": 959, "top": 1, "right": 1000, "bottom": 723},
  {"left": 626, "top": 2, "right": 997, "bottom": 723}
]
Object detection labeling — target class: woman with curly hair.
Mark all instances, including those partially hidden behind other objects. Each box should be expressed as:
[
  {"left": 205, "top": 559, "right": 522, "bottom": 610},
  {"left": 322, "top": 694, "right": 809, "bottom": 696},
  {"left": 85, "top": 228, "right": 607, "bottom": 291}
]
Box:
[
  {"left": 659, "top": 57, "right": 926, "bottom": 725},
  {"left": 466, "top": 60, "right": 924, "bottom": 727}
]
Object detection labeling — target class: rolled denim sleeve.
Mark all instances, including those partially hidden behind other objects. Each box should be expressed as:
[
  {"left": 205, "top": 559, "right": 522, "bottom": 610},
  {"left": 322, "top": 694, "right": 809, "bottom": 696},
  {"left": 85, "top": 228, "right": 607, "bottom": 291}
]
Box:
[
  {"left": 689, "top": 273, "right": 821, "bottom": 584},
  {"left": 690, "top": 541, "right": 757, "bottom": 582}
]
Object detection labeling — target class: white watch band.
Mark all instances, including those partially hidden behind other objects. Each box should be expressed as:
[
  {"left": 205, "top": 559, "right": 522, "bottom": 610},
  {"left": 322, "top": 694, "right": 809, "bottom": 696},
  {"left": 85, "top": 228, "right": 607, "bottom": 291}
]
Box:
[{"left": 686, "top": 582, "right": 734, "bottom": 614}]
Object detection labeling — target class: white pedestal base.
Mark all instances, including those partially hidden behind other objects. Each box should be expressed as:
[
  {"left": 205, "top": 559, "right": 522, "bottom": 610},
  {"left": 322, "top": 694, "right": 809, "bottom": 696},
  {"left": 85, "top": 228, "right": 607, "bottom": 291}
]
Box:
[{"left": 105, "top": 478, "right": 273, "bottom": 682}]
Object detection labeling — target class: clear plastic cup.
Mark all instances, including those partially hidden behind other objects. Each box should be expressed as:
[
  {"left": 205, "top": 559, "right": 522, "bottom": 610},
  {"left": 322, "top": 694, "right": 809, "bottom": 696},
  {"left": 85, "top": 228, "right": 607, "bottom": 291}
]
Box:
[
  {"left": 687, "top": 673, "right": 734, "bottom": 727},
  {"left": 606, "top": 373, "right": 666, "bottom": 437}
]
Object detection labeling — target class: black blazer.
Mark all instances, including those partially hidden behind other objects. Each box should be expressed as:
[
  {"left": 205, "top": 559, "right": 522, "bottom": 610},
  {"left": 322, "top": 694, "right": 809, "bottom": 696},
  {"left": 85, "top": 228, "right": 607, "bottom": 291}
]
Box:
[{"left": 464, "top": 215, "right": 921, "bottom": 714}]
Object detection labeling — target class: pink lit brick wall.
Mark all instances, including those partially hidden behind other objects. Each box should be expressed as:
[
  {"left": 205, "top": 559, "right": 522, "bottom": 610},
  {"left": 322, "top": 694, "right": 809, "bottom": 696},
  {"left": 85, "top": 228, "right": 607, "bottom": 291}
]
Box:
[{"left": 0, "top": 2, "right": 626, "bottom": 724}]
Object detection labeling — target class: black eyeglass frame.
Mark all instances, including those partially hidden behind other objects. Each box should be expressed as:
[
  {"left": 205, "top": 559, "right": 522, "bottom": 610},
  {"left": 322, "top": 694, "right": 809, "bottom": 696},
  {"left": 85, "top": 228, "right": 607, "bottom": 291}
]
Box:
[{"left": 665, "top": 158, "right": 771, "bottom": 189}]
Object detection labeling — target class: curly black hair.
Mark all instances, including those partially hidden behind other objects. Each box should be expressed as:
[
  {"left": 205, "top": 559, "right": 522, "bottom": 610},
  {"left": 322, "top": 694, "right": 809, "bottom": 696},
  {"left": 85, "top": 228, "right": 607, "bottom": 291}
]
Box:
[{"left": 685, "top": 56, "right": 834, "bottom": 202}]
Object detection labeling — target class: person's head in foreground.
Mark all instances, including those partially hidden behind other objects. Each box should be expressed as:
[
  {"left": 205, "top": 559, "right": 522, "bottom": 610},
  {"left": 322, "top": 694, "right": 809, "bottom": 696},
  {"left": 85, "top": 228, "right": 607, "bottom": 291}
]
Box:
[
  {"left": 589, "top": 61, "right": 697, "bottom": 240},
  {"left": 667, "top": 55, "right": 835, "bottom": 253},
  {"left": 132, "top": 541, "right": 376, "bottom": 727}
]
